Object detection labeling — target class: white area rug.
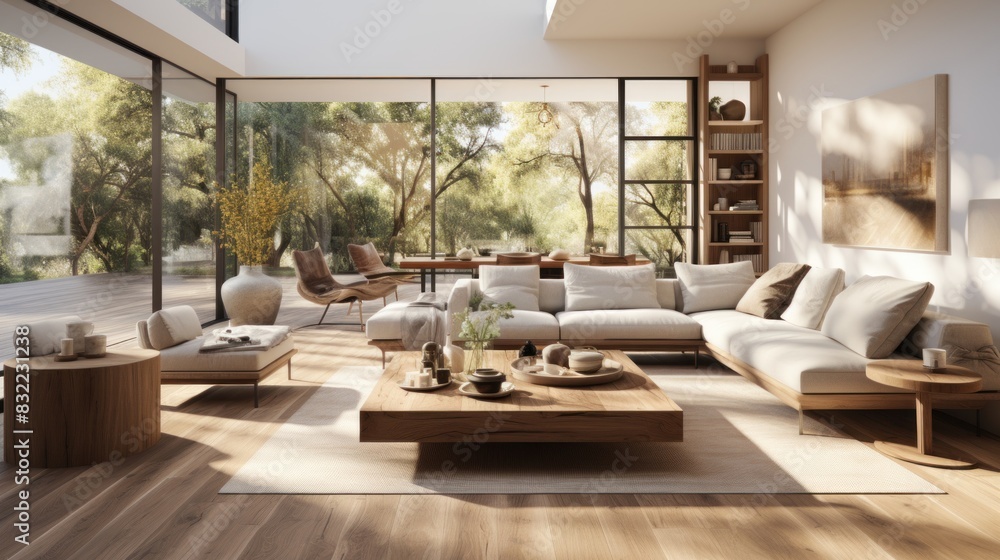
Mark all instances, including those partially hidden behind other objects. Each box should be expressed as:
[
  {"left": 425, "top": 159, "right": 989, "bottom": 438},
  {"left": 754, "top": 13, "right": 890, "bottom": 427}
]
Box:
[{"left": 220, "top": 365, "right": 941, "bottom": 495}]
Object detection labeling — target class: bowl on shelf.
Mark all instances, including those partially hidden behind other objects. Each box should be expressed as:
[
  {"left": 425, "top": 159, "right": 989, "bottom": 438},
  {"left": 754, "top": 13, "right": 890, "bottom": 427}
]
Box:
[
  {"left": 467, "top": 368, "right": 506, "bottom": 393},
  {"left": 477, "top": 248, "right": 493, "bottom": 257}
]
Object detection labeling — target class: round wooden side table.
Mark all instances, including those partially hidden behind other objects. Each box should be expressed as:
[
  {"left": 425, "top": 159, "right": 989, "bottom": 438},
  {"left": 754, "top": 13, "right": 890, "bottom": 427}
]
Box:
[
  {"left": 3, "top": 348, "right": 161, "bottom": 468},
  {"left": 866, "top": 359, "right": 982, "bottom": 469}
]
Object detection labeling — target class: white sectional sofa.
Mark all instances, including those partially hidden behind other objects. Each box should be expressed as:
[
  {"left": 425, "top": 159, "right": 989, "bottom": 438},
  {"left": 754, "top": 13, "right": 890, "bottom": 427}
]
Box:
[
  {"left": 429, "top": 262, "right": 1000, "bottom": 418},
  {"left": 444, "top": 265, "right": 704, "bottom": 357}
]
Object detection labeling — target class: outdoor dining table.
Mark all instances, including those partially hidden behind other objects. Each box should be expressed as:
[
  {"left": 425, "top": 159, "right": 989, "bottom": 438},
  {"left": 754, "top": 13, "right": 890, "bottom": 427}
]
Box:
[{"left": 397, "top": 255, "right": 650, "bottom": 292}]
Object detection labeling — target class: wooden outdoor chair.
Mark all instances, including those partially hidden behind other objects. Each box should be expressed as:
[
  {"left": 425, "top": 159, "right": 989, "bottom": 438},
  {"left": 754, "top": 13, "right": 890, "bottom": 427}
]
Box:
[
  {"left": 293, "top": 243, "right": 398, "bottom": 330},
  {"left": 347, "top": 242, "right": 418, "bottom": 301},
  {"left": 589, "top": 253, "right": 637, "bottom": 266}
]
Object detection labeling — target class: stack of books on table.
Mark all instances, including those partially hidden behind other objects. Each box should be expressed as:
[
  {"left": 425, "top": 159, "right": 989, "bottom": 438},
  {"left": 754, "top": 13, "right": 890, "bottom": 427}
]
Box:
[
  {"left": 729, "top": 200, "right": 760, "bottom": 211},
  {"left": 729, "top": 230, "right": 755, "bottom": 243}
]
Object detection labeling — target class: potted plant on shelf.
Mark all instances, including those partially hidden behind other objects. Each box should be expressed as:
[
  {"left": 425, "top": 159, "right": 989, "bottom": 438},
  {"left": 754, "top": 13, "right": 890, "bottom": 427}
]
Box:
[
  {"left": 452, "top": 294, "right": 515, "bottom": 380},
  {"left": 215, "top": 162, "right": 300, "bottom": 325},
  {"left": 709, "top": 96, "right": 723, "bottom": 121}
]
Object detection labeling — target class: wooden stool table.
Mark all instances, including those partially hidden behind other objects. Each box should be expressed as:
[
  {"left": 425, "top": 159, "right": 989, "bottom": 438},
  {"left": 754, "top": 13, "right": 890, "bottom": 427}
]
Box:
[
  {"left": 3, "top": 349, "right": 161, "bottom": 468},
  {"left": 866, "top": 359, "right": 982, "bottom": 469}
]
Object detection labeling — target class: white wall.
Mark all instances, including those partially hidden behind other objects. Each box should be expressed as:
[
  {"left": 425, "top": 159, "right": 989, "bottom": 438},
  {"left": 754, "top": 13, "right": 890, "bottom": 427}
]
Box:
[
  {"left": 239, "top": 0, "right": 763, "bottom": 77},
  {"left": 767, "top": 0, "right": 1000, "bottom": 429}
]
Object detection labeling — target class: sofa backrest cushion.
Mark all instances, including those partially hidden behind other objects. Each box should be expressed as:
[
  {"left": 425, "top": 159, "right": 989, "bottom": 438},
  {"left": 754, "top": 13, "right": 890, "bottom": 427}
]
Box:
[
  {"left": 13, "top": 315, "right": 84, "bottom": 356},
  {"left": 539, "top": 279, "right": 566, "bottom": 313},
  {"left": 675, "top": 261, "right": 756, "bottom": 313},
  {"left": 564, "top": 263, "right": 659, "bottom": 311},
  {"left": 821, "top": 275, "right": 934, "bottom": 359},
  {"left": 736, "top": 263, "right": 811, "bottom": 319},
  {"left": 479, "top": 265, "right": 540, "bottom": 312},
  {"left": 656, "top": 279, "right": 680, "bottom": 311},
  {"left": 146, "top": 305, "right": 203, "bottom": 350},
  {"left": 781, "top": 267, "right": 846, "bottom": 329}
]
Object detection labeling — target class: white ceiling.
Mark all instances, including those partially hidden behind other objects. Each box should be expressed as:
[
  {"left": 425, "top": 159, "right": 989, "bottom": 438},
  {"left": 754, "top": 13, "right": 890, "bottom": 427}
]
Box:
[{"left": 544, "top": 0, "right": 824, "bottom": 40}]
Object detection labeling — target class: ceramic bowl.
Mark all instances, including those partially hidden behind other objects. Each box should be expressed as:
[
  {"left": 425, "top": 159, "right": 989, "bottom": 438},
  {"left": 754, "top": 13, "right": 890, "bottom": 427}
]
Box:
[
  {"left": 568, "top": 350, "right": 604, "bottom": 373},
  {"left": 468, "top": 368, "right": 506, "bottom": 393}
]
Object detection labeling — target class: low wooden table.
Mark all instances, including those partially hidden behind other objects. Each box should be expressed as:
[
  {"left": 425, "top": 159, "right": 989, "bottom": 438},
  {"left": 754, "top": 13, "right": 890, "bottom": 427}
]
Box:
[
  {"left": 866, "top": 359, "right": 982, "bottom": 469},
  {"left": 3, "top": 349, "right": 161, "bottom": 468},
  {"left": 360, "top": 350, "right": 682, "bottom": 443}
]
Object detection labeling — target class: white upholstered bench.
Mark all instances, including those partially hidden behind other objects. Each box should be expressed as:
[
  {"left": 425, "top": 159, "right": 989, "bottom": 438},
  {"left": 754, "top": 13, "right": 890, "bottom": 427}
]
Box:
[{"left": 137, "top": 306, "right": 297, "bottom": 407}]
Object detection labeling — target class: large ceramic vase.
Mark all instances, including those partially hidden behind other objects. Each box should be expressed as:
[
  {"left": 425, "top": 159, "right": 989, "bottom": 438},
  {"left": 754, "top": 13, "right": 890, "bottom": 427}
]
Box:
[{"left": 221, "top": 265, "right": 283, "bottom": 326}]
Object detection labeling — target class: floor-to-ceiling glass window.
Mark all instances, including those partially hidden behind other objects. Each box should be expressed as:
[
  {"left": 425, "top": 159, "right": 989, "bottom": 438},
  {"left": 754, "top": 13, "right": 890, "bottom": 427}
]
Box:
[
  {"left": 622, "top": 79, "right": 698, "bottom": 277},
  {"left": 161, "top": 63, "right": 217, "bottom": 322},
  {"left": 0, "top": 4, "right": 154, "bottom": 359},
  {"left": 435, "top": 79, "right": 620, "bottom": 256},
  {"left": 228, "top": 79, "right": 433, "bottom": 272}
]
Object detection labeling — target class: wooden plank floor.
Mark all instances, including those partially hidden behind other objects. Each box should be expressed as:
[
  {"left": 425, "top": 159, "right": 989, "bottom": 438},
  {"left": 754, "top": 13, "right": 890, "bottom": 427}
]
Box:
[{"left": 1, "top": 281, "right": 1000, "bottom": 558}]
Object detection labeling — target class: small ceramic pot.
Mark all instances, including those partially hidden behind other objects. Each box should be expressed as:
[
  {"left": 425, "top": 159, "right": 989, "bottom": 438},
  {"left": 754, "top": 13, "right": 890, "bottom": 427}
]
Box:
[
  {"left": 542, "top": 343, "right": 571, "bottom": 367},
  {"left": 468, "top": 368, "right": 505, "bottom": 393},
  {"left": 568, "top": 350, "right": 604, "bottom": 373}
]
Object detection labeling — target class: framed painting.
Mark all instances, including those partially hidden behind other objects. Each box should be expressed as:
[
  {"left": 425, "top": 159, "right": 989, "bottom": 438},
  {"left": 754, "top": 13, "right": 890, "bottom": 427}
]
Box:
[{"left": 821, "top": 74, "right": 949, "bottom": 252}]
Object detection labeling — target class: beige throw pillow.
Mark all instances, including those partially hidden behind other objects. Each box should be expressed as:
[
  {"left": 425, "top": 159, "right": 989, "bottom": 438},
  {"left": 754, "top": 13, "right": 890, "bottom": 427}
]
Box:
[
  {"left": 563, "top": 263, "right": 659, "bottom": 311},
  {"left": 780, "top": 267, "right": 846, "bottom": 329},
  {"left": 736, "top": 263, "right": 811, "bottom": 319},
  {"left": 147, "top": 305, "right": 203, "bottom": 350},
  {"left": 675, "top": 261, "right": 757, "bottom": 313},
  {"left": 479, "top": 265, "right": 540, "bottom": 311},
  {"left": 821, "top": 276, "right": 934, "bottom": 358}
]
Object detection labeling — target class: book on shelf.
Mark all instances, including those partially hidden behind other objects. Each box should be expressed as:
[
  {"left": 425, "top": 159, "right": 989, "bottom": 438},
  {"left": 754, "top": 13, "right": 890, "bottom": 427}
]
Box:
[
  {"left": 710, "top": 132, "right": 762, "bottom": 151},
  {"left": 750, "top": 221, "right": 762, "bottom": 242},
  {"left": 728, "top": 199, "right": 759, "bottom": 208},
  {"left": 732, "top": 253, "right": 764, "bottom": 273}
]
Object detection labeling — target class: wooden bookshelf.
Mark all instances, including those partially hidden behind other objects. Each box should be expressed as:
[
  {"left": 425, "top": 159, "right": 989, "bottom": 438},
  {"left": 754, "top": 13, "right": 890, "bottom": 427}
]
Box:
[{"left": 700, "top": 54, "right": 769, "bottom": 274}]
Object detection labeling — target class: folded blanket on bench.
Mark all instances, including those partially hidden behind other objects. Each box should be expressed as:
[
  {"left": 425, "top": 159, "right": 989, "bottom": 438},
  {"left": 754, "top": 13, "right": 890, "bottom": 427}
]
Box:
[
  {"left": 401, "top": 293, "right": 448, "bottom": 350},
  {"left": 200, "top": 325, "right": 291, "bottom": 353}
]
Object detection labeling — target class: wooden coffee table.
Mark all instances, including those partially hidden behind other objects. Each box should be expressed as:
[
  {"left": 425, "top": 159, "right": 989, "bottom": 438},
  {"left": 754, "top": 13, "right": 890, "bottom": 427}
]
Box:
[
  {"left": 360, "top": 350, "right": 682, "bottom": 443},
  {"left": 866, "top": 359, "right": 982, "bottom": 469}
]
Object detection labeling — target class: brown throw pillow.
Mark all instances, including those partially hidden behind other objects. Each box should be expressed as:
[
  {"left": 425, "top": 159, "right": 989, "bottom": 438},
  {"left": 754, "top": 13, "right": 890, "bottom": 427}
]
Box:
[{"left": 736, "top": 263, "right": 811, "bottom": 319}]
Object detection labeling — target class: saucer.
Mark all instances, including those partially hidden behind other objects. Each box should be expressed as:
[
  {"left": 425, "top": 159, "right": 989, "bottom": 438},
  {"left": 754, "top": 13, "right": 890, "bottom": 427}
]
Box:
[
  {"left": 458, "top": 381, "right": 515, "bottom": 399},
  {"left": 399, "top": 379, "right": 452, "bottom": 392},
  {"left": 54, "top": 353, "right": 78, "bottom": 362}
]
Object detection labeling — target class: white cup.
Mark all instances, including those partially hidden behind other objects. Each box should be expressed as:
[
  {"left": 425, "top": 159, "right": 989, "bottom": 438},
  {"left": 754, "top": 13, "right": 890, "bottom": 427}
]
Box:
[
  {"left": 923, "top": 348, "right": 946, "bottom": 370},
  {"left": 718, "top": 197, "right": 728, "bottom": 211},
  {"left": 718, "top": 169, "right": 732, "bottom": 180},
  {"left": 66, "top": 321, "right": 94, "bottom": 356},
  {"left": 84, "top": 334, "right": 107, "bottom": 358}
]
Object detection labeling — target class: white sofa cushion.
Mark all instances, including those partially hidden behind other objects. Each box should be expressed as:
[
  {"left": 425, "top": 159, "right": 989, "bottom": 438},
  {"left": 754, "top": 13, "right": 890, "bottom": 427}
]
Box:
[
  {"left": 781, "top": 267, "right": 846, "bottom": 330},
  {"left": 160, "top": 335, "right": 295, "bottom": 373},
  {"left": 489, "top": 310, "right": 560, "bottom": 341},
  {"left": 557, "top": 309, "right": 702, "bottom": 341},
  {"left": 366, "top": 301, "right": 412, "bottom": 340},
  {"left": 563, "top": 263, "right": 659, "bottom": 311},
  {"left": 539, "top": 279, "right": 566, "bottom": 313},
  {"left": 146, "top": 306, "right": 203, "bottom": 350},
  {"left": 692, "top": 310, "right": 906, "bottom": 394},
  {"left": 675, "top": 261, "right": 756, "bottom": 313},
  {"left": 821, "top": 276, "right": 934, "bottom": 359},
  {"left": 480, "top": 265, "right": 540, "bottom": 311}
]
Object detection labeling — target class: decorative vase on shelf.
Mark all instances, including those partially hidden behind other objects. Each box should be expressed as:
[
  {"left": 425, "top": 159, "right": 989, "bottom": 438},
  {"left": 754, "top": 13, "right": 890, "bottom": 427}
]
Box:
[
  {"left": 720, "top": 100, "right": 746, "bottom": 121},
  {"left": 221, "top": 265, "right": 283, "bottom": 326},
  {"left": 463, "top": 339, "right": 492, "bottom": 380}
]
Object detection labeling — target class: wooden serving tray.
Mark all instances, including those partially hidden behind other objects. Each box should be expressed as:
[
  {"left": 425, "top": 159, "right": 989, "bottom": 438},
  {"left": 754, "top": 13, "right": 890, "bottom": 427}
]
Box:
[{"left": 509, "top": 356, "right": 624, "bottom": 387}]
